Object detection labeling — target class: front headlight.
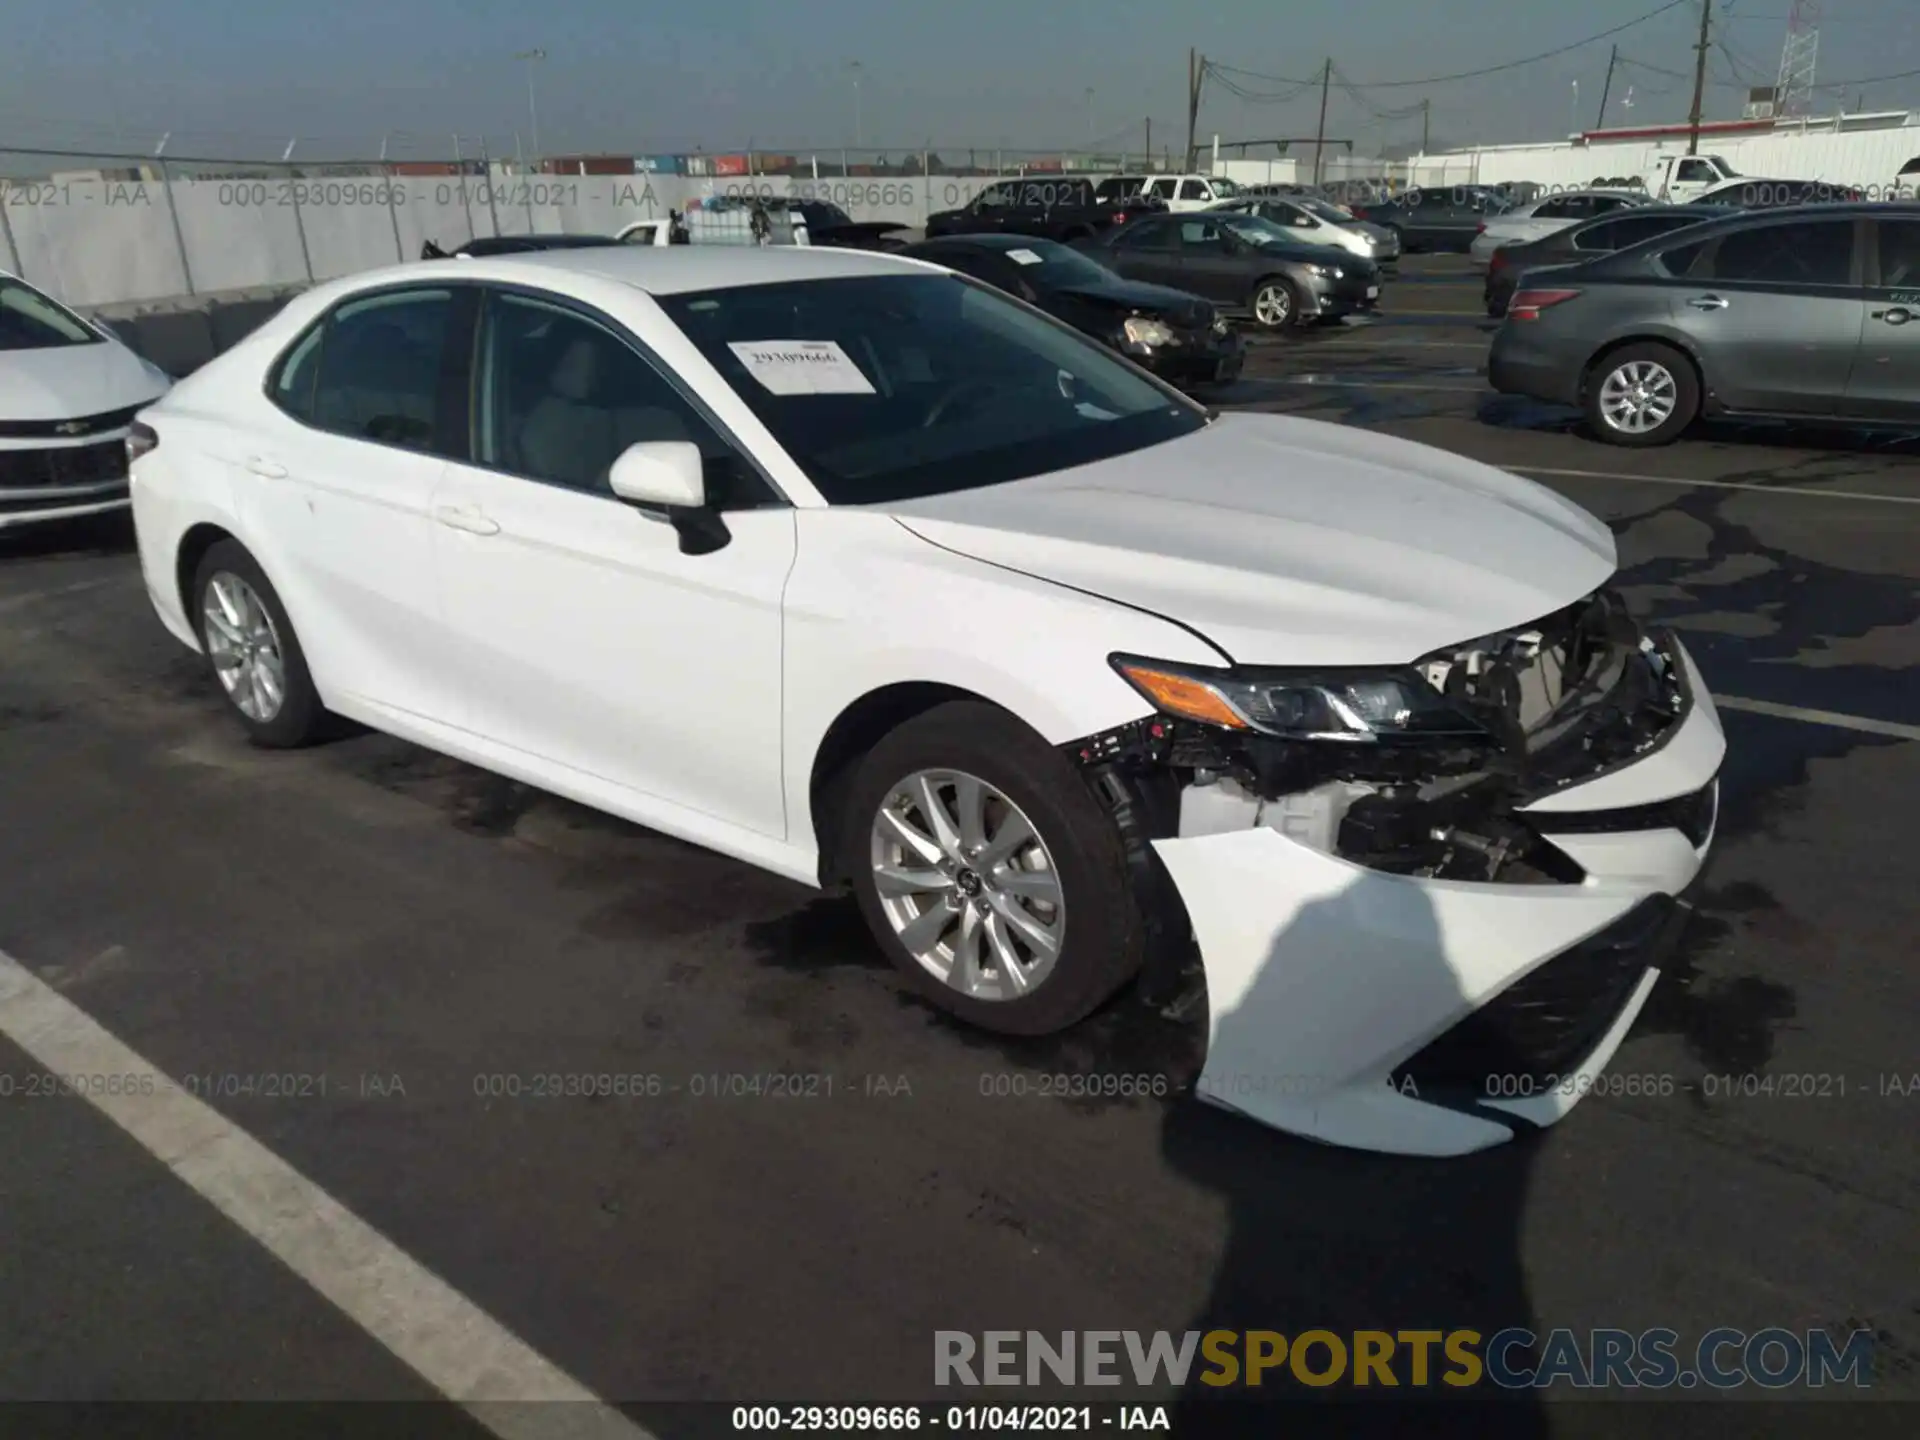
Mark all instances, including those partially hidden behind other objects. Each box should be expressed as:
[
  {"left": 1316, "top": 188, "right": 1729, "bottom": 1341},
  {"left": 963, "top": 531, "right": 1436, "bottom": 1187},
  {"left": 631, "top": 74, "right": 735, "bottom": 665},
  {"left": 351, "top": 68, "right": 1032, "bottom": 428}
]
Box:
[
  {"left": 1122, "top": 315, "right": 1175, "bottom": 347},
  {"left": 1110, "top": 655, "right": 1490, "bottom": 743},
  {"left": 1211, "top": 313, "right": 1231, "bottom": 336},
  {"left": 1306, "top": 263, "right": 1342, "bottom": 279}
]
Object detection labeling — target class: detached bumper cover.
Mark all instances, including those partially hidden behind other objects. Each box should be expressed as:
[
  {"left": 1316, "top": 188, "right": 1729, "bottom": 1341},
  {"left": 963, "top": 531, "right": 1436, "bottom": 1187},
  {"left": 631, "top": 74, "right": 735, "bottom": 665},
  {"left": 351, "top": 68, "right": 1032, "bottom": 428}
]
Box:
[{"left": 1149, "top": 640, "right": 1724, "bottom": 1157}]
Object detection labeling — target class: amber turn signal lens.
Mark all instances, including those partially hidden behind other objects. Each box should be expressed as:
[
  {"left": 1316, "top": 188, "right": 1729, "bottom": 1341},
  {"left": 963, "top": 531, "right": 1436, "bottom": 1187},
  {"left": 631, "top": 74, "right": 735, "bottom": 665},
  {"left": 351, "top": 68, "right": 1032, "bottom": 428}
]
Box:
[{"left": 1114, "top": 664, "right": 1248, "bottom": 730}]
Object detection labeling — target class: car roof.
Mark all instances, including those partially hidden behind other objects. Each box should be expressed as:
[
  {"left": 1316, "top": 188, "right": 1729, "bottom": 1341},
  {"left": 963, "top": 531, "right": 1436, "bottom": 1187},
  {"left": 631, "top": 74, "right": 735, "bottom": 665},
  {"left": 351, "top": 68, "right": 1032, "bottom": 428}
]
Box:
[
  {"left": 408, "top": 244, "right": 936, "bottom": 295},
  {"left": 910, "top": 234, "right": 1061, "bottom": 253}
]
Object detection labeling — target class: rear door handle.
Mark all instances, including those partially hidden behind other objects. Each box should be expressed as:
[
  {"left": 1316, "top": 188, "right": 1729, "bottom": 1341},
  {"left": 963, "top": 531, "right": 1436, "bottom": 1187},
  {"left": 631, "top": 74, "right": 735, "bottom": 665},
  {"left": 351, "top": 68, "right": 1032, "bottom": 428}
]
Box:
[
  {"left": 245, "top": 456, "right": 287, "bottom": 478},
  {"left": 434, "top": 504, "right": 500, "bottom": 536},
  {"left": 1871, "top": 307, "right": 1912, "bottom": 325},
  {"left": 1686, "top": 295, "right": 1729, "bottom": 311}
]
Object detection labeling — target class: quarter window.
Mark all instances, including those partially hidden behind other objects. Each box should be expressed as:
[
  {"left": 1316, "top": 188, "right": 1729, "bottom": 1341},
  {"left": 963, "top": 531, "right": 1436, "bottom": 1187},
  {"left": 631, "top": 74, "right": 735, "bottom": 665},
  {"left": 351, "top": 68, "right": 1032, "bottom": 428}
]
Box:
[
  {"left": 1876, "top": 220, "right": 1920, "bottom": 288},
  {"left": 309, "top": 288, "right": 452, "bottom": 452}
]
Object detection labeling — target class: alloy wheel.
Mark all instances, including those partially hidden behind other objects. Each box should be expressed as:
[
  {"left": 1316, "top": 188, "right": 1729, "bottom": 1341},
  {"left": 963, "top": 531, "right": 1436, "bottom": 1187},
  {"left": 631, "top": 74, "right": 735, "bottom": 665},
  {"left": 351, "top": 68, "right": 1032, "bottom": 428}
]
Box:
[
  {"left": 1254, "top": 285, "right": 1293, "bottom": 327},
  {"left": 202, "top": 571, "right": 287, "bottom": 722},
  {"left": 868, "top": 769, "right": 1066, "bottom": 1001},
  {"left": 1597, "top": 359, "right": 1678, "bottom": 435}
]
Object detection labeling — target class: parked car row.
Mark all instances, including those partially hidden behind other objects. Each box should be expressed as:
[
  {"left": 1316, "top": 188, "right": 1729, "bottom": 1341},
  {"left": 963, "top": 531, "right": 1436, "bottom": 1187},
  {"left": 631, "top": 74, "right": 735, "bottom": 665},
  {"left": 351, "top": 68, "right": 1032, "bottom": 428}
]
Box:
[{"left": 109, "top": 240, "right": 1725, "bottom": 1157}]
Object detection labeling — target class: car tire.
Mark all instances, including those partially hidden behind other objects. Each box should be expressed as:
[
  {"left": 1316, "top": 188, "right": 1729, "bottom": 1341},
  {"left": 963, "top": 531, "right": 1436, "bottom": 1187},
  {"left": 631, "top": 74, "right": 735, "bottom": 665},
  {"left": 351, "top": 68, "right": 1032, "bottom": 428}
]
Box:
[
  {"left": 842, "top": 700, "right": 1147, "bottom": 1036},
  {"left": 1582, "top": 342, "right": 1700, "bottom": 448},
  {"left": 1250, "top": 276, "right": 1303, "bottom": 331},
  {"left": 190, "top": 539, "right": 330, "bottom": 748}
]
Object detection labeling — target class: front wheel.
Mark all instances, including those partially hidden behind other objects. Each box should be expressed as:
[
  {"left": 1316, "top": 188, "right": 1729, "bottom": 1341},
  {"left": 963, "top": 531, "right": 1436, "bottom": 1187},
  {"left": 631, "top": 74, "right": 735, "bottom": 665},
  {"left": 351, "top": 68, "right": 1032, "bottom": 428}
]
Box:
[
  {"left": 1583, "top": 342, "right": 1700, "bottom": 447},
  {"left": 843, "top": 701, "right": 1146, "bottom": 1035},
  {"left": 1250, "top": 276, "right": 1303, "bottom": 331}
]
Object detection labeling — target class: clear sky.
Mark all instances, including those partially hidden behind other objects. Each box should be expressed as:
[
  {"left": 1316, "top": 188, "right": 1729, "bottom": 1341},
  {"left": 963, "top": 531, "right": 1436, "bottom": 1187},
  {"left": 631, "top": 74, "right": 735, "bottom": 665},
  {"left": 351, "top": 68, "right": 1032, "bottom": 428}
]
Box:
[{"left": 4, "top": 0, "right": 1915, "bottom": 162}]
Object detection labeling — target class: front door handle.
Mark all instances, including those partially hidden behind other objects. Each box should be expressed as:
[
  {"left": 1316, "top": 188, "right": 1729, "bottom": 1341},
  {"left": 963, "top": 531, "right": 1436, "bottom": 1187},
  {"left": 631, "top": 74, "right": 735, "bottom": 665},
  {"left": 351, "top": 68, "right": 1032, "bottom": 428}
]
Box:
[
  {"left": 434, "top": 505, "right": 500, "bottom": 536},
  {"left": 1687, "top": 294, "right": 1729, "bottom": 311},
  {"left": 245, "top": 456, "right": 287, "bottom": 479},
  {"left": 1871, "top": 307, "right": 1912, "bottom": 325}
]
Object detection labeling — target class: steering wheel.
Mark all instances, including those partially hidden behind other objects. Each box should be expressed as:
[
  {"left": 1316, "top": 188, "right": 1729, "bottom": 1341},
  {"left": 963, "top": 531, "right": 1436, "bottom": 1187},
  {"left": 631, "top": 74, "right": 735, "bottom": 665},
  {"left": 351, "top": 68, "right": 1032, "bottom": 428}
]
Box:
[{"left": 922, "top": 379, "right": 1005, "bottom": 429}]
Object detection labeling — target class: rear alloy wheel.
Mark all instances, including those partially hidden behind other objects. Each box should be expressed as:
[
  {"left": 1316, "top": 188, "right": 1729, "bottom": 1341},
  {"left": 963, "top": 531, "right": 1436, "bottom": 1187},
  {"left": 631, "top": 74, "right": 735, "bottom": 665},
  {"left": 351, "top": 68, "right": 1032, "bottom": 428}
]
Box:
[
  {"left": 1584, "top": 342, "right": 1700, "bottom": 447},
  {"left": 192, "top": 539, "right": 329, "bottom": 747},
  {"left": 844, "top": 701, "right": 1146, "bottom": 1035},
  {"left": 1251, "top": 277, "right": 1301, "bottom": 331}
]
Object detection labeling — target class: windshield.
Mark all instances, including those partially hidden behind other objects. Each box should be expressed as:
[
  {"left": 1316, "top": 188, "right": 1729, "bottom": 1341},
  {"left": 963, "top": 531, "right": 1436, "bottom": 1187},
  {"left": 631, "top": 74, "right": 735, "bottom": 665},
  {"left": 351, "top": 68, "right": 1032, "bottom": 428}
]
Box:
[
  {"left": 1299, "top": 198, "right": 1352, "bottom": 223},
  {"left": 999, "top": 239, "right": 1120, "bottom": 288},
  {"left": 1209, "top": 177, "right": 1240, "bottom": 198},
  {"left": 0, "top": 276, "right": 102, "bottom": 350},
  {"left": 1707, "top": 156, "right": 1739, "bottom": 177},
  {"left": 657, "top": 274, "right": 1205, "bottom": 505},
  {"left": 1216, "top": 213, "right": 1311, "bottom": 250}
]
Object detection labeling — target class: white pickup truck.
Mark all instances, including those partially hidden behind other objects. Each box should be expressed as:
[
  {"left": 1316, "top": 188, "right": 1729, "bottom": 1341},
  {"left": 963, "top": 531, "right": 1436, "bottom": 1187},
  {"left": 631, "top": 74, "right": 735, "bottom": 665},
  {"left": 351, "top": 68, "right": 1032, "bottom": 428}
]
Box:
[{"left": 1643, "top": 153, "right": 1740, "bottom": 202}]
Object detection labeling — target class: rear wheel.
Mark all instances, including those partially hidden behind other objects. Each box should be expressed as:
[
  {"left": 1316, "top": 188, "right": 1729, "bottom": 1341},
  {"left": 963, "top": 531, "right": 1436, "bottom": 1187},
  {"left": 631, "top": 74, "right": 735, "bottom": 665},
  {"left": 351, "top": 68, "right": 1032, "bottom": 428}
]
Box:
[
  {"left": 1250, "top": 276, "right": 1302, "bottom": 331},
  {"left": 843, "top": 701, "right": 1146, "bottom": 1035},
  {"left": 191, "top": 539, "right": 330, "bottom": 747},
  {"left": 1583, "top": 342, "right": 1700, "bottom": 447}
]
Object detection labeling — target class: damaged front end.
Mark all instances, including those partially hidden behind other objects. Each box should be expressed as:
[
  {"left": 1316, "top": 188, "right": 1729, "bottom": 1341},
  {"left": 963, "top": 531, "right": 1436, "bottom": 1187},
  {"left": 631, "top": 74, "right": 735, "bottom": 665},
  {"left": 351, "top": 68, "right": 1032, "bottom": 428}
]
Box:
[{"left": 1063, "top": 587, "right": 1725, "bottom": 1156}]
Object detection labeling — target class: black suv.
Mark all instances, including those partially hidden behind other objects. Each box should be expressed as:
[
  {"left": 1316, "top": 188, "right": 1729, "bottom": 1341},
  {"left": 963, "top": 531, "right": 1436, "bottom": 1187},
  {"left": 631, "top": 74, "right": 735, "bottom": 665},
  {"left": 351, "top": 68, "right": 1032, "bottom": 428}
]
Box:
[{"left": 924, "top": 178, "right": 1165, "bottom": 243}]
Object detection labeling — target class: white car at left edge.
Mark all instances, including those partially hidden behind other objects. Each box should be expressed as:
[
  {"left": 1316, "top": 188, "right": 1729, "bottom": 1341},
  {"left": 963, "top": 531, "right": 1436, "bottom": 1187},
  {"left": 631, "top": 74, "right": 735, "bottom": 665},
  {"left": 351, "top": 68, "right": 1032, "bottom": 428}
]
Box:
[{"left": 0, "top": 270, "right": 171, "bottom": 530}]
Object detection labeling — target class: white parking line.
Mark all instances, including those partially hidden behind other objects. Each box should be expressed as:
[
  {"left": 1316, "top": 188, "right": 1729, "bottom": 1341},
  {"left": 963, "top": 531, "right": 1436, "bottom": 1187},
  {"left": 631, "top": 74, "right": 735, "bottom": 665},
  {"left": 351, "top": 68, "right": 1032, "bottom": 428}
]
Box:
[
  {"left": 1515, "top": 465, "right": 1920, "bottom": 506},
  {"left": 1711, "top": 695, "right": 1920, "bottom": 743},
  {"left": 0, "top": 948, "right": 652, "bottom": 1440}
]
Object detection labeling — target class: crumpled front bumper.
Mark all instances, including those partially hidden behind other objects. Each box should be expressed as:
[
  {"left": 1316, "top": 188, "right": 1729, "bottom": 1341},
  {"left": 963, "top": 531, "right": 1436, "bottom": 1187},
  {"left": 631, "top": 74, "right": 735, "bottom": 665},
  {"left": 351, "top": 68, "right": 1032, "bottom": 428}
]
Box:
[{"left": 1150, "top": 641, "right": 1725, "bottom": 1157}]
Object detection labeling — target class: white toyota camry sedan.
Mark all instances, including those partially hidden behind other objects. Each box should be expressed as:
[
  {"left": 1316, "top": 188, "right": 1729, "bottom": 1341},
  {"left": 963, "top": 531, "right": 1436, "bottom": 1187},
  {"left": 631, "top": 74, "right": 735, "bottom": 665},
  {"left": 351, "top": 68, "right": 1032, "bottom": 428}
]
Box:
[
  {"left": 2, "top": 270, "right": 171, "bottom": 531},
  {"left": 128, "top": 246, "right": 1725, "bottom": 1156}
]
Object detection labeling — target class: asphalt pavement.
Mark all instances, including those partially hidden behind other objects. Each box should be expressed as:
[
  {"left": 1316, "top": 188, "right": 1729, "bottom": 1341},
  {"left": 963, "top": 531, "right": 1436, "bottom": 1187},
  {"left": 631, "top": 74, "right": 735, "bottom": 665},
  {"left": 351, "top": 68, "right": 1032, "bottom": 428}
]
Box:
[{"left": 1, "top": 255, "right": 1915, "bottom": 1437}]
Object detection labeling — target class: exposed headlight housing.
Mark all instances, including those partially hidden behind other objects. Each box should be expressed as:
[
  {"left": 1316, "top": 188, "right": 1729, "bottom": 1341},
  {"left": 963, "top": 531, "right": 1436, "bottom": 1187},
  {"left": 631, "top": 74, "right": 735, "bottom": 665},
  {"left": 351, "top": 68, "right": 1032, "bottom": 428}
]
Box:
[
  {"left": 1122, "top": 315, "right": 1175, "bottom": 347},
  {"left": 1110, "top": 655, "right": 1490, "bottom": 743},
  {"left": 1211, "top": 312, "right": 1231, "bottom": 336}
]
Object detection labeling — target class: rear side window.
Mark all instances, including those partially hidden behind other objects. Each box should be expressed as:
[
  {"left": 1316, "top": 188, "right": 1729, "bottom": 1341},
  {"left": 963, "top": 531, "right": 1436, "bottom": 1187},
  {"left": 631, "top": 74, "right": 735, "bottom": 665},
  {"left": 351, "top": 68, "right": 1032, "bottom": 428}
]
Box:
[
  {"left": 1113, "top": 218, "right": 1178, "bottom": 250},
  {"left": 1578, "top": 214, "right": 1697, "bottom": 253},
  {"left": 1179, "top": 180, "right": 1210, "bottom": 201},
  {"left": 1657, "top": 240, "right": 1709, "bottom": 277},
  {"left": 309, "top": 288, "right": 454, "bottom": 452},
  {"left": 1148, "top": 179, "right": 1177, "bottom": 200},
  {"left": 1699, "top": 220, "right": 1854, "bottom": 286}
]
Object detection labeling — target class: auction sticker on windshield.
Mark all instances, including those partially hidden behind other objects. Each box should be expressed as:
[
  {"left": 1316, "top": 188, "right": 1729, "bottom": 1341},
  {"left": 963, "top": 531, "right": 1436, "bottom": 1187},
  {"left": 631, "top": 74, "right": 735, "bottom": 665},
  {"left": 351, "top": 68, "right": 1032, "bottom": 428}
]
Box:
[
  {"left": 727, "top": 340, "right": 877, "bottom": 395},
  {"left": 1007, "top": 249, "right": 1044, "bottom": 266}
]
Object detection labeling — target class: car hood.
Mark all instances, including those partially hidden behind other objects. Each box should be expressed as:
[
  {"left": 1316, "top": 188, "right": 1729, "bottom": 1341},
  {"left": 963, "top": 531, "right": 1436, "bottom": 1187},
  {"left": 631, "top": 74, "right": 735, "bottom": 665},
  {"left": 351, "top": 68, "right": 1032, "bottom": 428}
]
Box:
[
  {"left": 0, "top": 337, "right": 169, "bottom": 422},
  {"left": 1248, "top": 239, "right": 1361, "bottom": 268},
  {"left": 879, "top": 412, "right": 1617, "bottom": 667},
  {"left": 1052, "top": 277, "right": 1211, "bottom": 325}
]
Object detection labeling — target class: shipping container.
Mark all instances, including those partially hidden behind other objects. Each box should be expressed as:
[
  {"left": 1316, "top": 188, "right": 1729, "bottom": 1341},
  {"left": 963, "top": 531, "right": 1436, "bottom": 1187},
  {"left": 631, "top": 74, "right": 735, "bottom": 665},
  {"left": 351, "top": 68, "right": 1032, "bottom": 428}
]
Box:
[
  {"left": 634, "top": 154, "right": 688, "bottom": 174},
  {"left": 712, "top": 154, "right": 751, "bottom": 176}
]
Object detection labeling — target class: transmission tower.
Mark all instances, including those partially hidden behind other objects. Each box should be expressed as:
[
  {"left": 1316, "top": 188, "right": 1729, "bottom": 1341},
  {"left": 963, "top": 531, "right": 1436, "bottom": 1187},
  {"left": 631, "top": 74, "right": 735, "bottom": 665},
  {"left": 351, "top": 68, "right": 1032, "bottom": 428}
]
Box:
[{"left": 1773, "top": 0, "right": 1822, "bottom": 118}]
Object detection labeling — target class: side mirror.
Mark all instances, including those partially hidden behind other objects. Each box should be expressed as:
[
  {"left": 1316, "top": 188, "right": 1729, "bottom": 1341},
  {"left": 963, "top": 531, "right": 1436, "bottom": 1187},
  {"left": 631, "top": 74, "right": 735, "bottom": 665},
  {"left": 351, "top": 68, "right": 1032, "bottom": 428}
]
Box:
[
  {"left": 609, "top": 441, "right": 731, "bottom": 554},
  {"left": 609, "top": 440, "right": 705, "bottom": 509}
]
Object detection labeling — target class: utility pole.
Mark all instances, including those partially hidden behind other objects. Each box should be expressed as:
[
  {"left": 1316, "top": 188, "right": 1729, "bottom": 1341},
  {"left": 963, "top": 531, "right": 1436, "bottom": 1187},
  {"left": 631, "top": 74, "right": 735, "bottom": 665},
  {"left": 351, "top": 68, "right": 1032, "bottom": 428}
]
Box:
[
  {"left": 1185, "top": 49, "right": 1202, "bottom": 170},
  {"left": 1686, "top": 0, "right": 1712, "bottom": 155},
  {"left": 1311, "top": 58, "right": 1332, "bottom": 186},
  {"left": 1144, "top": 117, "right": 1152, "bottom": 166},
  {"left": 1596, "top": 44, "right": 1618, "bottom": 129},
  {"left": 1421, "top": 98, "right": 1430, "bottom": 153}
]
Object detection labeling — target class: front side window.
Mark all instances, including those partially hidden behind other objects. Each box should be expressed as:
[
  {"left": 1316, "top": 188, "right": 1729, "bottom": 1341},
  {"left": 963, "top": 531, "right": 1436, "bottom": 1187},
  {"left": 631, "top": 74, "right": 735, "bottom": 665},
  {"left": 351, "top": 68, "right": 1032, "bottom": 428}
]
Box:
[
  {"left": 1702, "top": 221, "right": 1854, "bottom": 286},
  {"left": 1676, "top": 159, "right": 1713, "bottom": 183},
  {"left": 309, "top": 288, "right": 452, "bottom": 452},
  {"left": 474, "top": 292, "right": 769, "bottom": 508},
  {"left": 657, "top": 274, "right": 1203, "bottom": 505},
  {"left": 973, "top": 184, "right": 1014, "bottom": 210},
  {"left": 1177, "top": 219, "right": 1233, "bottom": 252},
  {"left": 1178, "top": 180, "right": 1210, "bottom": 201},
  {"left": 1876, "top": 220, "right": 1920, "bottom": 287},
  {"left": 0, "top": 277, "right": 103, "bottom": 350}
]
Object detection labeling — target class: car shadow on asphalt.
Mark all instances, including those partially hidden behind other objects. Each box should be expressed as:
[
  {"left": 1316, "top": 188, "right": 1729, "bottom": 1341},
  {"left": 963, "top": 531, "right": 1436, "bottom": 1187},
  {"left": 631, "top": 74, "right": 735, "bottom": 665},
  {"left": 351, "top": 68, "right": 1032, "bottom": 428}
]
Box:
[
  {"left": 1476, "top": 394, "right": 1920, "bottom": 456},
  {"left": 1157, "top": 875, "right": 1549, "bottom": 1435}
]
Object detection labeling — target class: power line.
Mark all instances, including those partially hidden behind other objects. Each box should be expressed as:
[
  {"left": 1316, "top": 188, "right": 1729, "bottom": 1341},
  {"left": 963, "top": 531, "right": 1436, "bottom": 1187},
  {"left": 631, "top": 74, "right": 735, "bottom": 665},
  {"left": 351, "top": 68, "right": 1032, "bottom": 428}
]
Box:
[{"left": 1215, "top": 1, "right": 1696, "bottom": 91}]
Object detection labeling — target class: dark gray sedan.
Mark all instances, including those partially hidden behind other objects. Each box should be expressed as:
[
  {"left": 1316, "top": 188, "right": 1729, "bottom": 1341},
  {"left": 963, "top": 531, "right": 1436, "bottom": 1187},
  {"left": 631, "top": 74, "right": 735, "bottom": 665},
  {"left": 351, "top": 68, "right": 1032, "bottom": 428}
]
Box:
[
  {"left": 1077, "top": 212, "right": 1380, "bottom": 330},
  {"left": 1487, "top": 204, "right": 1920, "bottom": 446}
]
